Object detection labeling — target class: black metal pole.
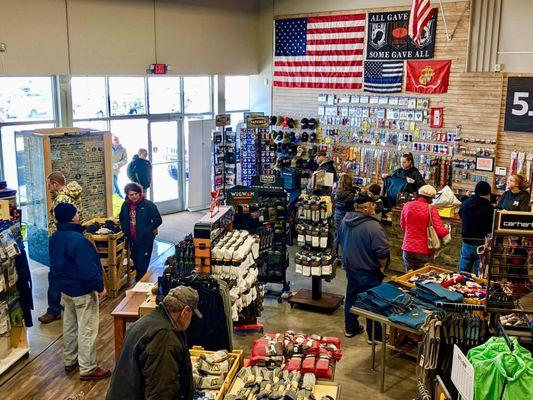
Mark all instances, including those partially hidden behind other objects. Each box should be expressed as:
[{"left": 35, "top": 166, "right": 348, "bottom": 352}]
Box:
[{"left": 312, "top": 275, "right": 322, "bottom": 300}]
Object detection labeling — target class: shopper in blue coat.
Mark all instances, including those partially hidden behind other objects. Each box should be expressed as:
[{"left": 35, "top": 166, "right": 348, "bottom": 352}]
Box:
[{"left": 49, "top": 202, "right": 110, "bottom": 380}]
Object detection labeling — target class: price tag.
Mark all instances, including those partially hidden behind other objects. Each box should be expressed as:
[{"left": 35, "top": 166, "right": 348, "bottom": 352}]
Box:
[
  {"left": 451, "top": 345, "right": 474, "bottom": 400},
  {"left": 504, "top": 77, "right": 533, "bottom": 132}
]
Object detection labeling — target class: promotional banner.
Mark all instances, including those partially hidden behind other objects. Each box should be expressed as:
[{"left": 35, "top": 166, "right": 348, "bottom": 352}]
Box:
[
  {"left": 366, "top": 9, "right": 437, "bottom": 60},
  {"left": 504, "top": 77, "right": 533, "bottom": 133},
  {"left": 406, "top": 60, "right": 451, "bottom": 94}
]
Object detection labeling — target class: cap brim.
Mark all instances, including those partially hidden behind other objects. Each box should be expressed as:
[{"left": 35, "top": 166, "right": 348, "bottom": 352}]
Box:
[{"left": 193, "top": 308, "right": 203, "bottom": 318}]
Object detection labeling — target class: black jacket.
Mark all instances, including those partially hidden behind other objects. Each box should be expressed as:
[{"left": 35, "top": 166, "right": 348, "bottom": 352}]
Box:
[
  {"left": 119, "top": 198, "right": 162, "bottom": 244},
  {"left": 127, "top": 155, "right": 153, "bottom": 190},
  {"left": 106, "top": 307, "right": 193, "bottom": 400},
  {"left": 459, "top": 195, "right": 494, "bottom": 245},
  {"left": 497, "top": 190, "right": 530, "bottom": 212},
  {"left": 317, "top": 159, "right": 338, "bottom": 182},
  {"left": 391, "top": 166, "right": 425, "bottom": 194},
  {"left": 334, "top": 189, "right": 355, "bottom": 215}
]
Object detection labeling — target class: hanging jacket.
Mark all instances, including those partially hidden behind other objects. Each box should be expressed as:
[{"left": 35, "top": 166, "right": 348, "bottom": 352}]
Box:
[
  {"left": 338, "top": 211, "right": 389, "bottom": 284},
  {"left": 459, "top": 195, "right": 494, "bottom": 245},
  {"left": 127, "top": 155, "right": 153, "bottom": 190},
  {"left": 15, "top": 249, "right": 33, "bottom": 327},
  {"left": 48, "top": 180, "right": 83, "bottom": 233},
  {"left": 391, "top": 166, "right": 426, "bottom": 194},
  {"left": 467, "top": 336, "right": 533, "bottom": 400},
  {"left": 383, "top": 176, "right": 408, "bottom": 207},
  {"left": 49, "top": 222, "right": 103, "bottom": 297},
  {"left": 106, "top": 307, "right": 193, "bottom": 400},
  {"left": 111, "top": 144, "right": 128, "bottom": 175},
  {"left": 497, "top": 190, "right": 530, "bottom": 212},
  {"left": 119, "top": 198, "right": 162, "bottom": 244},
  {"left": 400, "top": 198, "right": 449, "bottom": 255}
]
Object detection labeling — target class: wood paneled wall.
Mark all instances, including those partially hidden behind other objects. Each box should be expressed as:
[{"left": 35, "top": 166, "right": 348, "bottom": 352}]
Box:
[{"left": 272, "top": 1, "right": 533, "bottom": 188}]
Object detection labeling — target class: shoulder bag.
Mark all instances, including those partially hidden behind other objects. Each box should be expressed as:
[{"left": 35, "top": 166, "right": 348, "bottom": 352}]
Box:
[{"left": 427, "top": 204, "right": 441, "bottom": 250}]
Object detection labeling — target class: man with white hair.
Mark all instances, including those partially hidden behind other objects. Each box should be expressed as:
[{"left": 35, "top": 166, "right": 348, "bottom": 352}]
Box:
[{"left": 107, "top": 286, "right": 202, "bottom": 400}]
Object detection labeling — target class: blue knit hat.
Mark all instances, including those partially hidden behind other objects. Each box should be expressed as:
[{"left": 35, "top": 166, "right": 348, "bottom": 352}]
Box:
[{"left": 54, "top": 202, "right": 77, "bottom": 223}]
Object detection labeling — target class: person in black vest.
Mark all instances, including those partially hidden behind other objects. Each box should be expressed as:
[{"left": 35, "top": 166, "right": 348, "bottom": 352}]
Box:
[
  {"left": 119, "top": 182, "right": 162, "bottom": 280},
  {"left": 497, "top": 174, "right": 530, "bottom": 211},
  {"left": 127, "top": 148, "right": 152, "bottom": 191},
  {"left": 458, "top": 181, "right": 494, "bottom": 275}
]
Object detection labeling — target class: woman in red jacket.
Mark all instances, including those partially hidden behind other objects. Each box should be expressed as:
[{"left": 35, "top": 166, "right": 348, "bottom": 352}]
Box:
[{"left": 400, "top": 185, "right": 450, "bottom": 271}]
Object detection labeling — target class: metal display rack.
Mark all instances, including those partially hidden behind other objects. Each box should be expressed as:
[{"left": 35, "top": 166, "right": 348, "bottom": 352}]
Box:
[{"left": 486, "top": 210, "right": 533, "bottom": 339}]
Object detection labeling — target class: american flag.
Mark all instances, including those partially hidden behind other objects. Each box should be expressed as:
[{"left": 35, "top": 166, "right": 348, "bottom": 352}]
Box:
[
  {"left": 364, "top": 61, "right": 404, "bottom": 93},
  {"left": 408, "top": 0, "right": 434, "bottom": 46},
  {"left": 274, "top": 14, "right": 366, "bottom": 89}
]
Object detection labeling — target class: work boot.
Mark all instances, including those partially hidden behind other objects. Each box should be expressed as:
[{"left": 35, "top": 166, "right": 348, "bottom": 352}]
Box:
[
  {"left": 65, "top": 360, "right": 79, "bottom": 373},
  {"left": 38, "top": 313, "right": 61, "bottom": 324},
  {"left": 79, "top": 367, "right": 111, "bottom": 381}
]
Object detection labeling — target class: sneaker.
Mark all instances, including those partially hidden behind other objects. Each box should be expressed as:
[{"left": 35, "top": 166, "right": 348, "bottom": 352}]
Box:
[
  {"left": 344, "top": 325, "right": 365, "bottom": 338},
  {"left": 38, "top": 313, "right": 61, "bottom": 324},
  {"left": 80, "top": 367, "right": 111, "bottom": 381},
  {"left": 65, "top": 361, "right": 79, "bottom": 373},
  {"left": 366, "top": 335, "right": 389, "bottom": 345}
]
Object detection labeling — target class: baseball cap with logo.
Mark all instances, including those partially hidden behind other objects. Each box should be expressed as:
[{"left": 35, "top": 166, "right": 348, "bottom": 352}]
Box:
[
  {"left": 165, "top": 286, "right": 203, "bottom": 318},
  {"left": 355, "top": 191, "right": 379, "bottom": 204}
]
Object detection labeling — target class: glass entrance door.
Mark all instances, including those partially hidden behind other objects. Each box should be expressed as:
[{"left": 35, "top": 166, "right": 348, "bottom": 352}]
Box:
[{"left": 148, "top": 119, "right": 184, "bottom": 214}]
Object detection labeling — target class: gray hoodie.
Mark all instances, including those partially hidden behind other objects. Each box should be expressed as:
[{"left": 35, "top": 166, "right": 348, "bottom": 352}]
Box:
[{"left": 338, "top": 211, "right": 390, "bottom": 284}]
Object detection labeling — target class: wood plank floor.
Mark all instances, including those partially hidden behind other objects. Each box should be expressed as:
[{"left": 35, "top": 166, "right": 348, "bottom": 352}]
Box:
[{"left": 1, "top": 294, "right": 124, "bottom": 400}]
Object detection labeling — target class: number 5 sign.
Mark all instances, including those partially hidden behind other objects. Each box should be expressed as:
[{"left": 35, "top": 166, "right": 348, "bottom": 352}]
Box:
[{"left": 504, "top": 77, "right": 533, "bottom": 132}]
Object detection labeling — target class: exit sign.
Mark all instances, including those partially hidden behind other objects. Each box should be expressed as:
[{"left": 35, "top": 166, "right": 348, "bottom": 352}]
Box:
[{"left": 149, "top": 64, "right": 168, "bottom": 74}]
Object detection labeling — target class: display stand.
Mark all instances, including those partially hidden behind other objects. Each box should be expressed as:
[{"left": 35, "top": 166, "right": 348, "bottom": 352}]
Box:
[
  {"left": 486, "top": 210, "right": 533, "bottom": 340},
  {"left": 213, "top": 114, "right": 237, "bottom": 199},
  {"left": 226, "top": 177, "right": 291, "bottom": 302},
  {"left": 193, "top": 206, "right": 234, "bottom": 274},
  {"left": 289, "top": 195, "right": 343, "bottom": 312}
]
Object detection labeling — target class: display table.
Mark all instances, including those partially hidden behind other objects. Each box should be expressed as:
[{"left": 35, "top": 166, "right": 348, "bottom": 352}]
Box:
[
  {"left": 110, "top": 264, "right": 164, "bottom": 359},
  {"left": 350, "top": 306, "right": 422, "bottom": 393},
  {"left": 383, "top": 207, "right": 462, "bottom": 272}
]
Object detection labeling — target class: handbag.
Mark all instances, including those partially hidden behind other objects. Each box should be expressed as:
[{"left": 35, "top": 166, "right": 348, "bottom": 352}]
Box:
[{"left": 427, "top": 204, "right": 441, "bottom": 250}]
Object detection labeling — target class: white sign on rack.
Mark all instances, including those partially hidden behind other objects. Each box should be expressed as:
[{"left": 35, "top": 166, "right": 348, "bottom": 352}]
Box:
[{"left": 451, "top": 345, "right": 475, "bottom": 400}]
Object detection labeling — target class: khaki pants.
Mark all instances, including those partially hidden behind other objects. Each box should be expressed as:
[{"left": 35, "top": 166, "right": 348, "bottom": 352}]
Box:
[{"left": 62, "top": 292, "right": 99, "bottom": 374}]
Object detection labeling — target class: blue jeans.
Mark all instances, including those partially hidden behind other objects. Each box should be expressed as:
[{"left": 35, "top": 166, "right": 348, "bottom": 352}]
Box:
[
  {"left": 345, "top": 270, "right": 383, "bottom": 340},
  {"left": 113, "top": 174, "right": 122, "bottom": 197},
  {"left": 458, "top": 243, "right": 480, "bottom": 275},
  {"left": 46, "top": 270, "right": 62, "bottom": 316}
]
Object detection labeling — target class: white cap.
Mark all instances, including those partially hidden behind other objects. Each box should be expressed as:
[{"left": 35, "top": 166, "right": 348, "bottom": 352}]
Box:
[{"left": 418, "top": 184, "right": 437, "bottom": 198}]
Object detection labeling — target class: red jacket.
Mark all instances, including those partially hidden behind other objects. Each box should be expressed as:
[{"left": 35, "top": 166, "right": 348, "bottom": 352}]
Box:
[{"left": 400, "top": 198, "right": 449, "bottom": 255}]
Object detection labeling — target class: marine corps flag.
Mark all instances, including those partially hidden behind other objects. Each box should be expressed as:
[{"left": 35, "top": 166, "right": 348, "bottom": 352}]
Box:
[{"left": 406, "top": 60, "right": 451, "bottom": 93}]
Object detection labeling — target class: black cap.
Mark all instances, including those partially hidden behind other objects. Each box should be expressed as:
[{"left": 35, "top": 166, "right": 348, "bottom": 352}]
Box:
[
  {"left": 475, "top": 181, "right": 492, "bottom": 196},
  {"left": 355, "top": 191, "right": 379, "bottom": 204},
  {"left": 269, "top": 116, "right": 277, "bottom": 126}
]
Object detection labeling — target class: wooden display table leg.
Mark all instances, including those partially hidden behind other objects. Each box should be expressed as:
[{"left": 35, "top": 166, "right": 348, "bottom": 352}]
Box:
[{"left": 113, "top": 316, "right": 126, "bottom": 360}]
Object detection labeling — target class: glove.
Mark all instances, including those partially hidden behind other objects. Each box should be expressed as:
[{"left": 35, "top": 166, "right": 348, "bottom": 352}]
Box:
[
  {"left": 301, "top": 355, "right": 316, "bottom": 374},
  {"left": 315, "top": 355, "right": 333, "bottom": 380},
  {"left": 302, "top": 372, "right": 316, "bottom": 391},
  {"left": 200, "top": 349, "right": 229, "bottom": 364},
  {"left": 286, "top": 354, "right": 303, "bottom": 371}
]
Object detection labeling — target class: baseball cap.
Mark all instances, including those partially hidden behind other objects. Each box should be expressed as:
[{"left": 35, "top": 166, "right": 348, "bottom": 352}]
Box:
[
  {"left": 418, "top": 184, "right": 437, "bottom": 198},
  {"left": 165, "top": 286, "right": 203, "bottom": 318},
  {"left": 355, "top": 191, "right": 379, "bottom": 204}
]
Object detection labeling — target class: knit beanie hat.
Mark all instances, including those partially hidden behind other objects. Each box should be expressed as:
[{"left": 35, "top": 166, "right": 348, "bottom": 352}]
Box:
[
  {"left": 54, "top": 202, "right": 77, "bottom": 223},
  {"left": 475, "top": 181, "right": 491, "bottom": 196}
]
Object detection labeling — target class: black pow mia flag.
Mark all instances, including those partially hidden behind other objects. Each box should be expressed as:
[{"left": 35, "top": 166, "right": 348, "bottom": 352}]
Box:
[{"left": 366, "top": 9, "right": 438, "bottom": 60}]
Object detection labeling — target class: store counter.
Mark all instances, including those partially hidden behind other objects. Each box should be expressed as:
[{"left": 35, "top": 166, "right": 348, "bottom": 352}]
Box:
[
  {"left": 110, "top": 264, "right": 164, "bottom": 360},
  {"left": 383, "top": 207, "right": 462, "bottom": 272}
]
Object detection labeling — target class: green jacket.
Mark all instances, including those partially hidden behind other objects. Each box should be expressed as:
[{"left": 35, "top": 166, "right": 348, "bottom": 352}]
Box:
[
  {"left": 467, "top": 336, "right": 533, "bottom": 400},
  {"left": 106, "top": 307, "right": 193, "bottom": 400}
]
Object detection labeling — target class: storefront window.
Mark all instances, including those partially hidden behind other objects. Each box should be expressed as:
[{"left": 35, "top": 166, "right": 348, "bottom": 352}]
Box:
[
  {"left": 184, "top": 76, "right": 210, "bottom": 114},
  {"left": 0, "top": 77, "right": 54, "bottom": 122},
  {"left": 225, "top": 76, "right": 250, "bottom": 112},
  {"left": 109, "top": 77, "right": 147, "bottom": 116},
  {"left": 71, "top": 77, "right": 107, "bottom": 119},
  {"left": 73, "top": 120, "right": 109, "bottom": 131},
  {"left": 148, "top": 77, "right": 181, "bottom": 114}
]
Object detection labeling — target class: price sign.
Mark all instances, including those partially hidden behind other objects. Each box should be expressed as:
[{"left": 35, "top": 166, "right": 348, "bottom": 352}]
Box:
[{"left": 504, "top": 77, "right": 533, "bottom": 132}]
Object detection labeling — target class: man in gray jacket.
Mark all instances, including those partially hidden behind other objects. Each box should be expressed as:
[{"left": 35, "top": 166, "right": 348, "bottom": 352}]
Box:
[
  {"left": 338, "top": 191, "right": 390, "bottom": 342},
  {"left": 107, "top": 286, "right": 202, "bottom": 400},
  {"left": 111, "top": 135, "right": 128, "bottom": 197}
]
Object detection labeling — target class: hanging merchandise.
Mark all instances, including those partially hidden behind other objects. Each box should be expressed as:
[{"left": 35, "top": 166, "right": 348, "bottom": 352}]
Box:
[
  {"left": 239, "top": 128, "right": 260, "bottom": 187},
  {"left": 163, "top": 234, "right": 196, "bottom": 279},
  {"left": 212, "top": 127, "right": 237, "bottom": 197},
  {"left": 467, "top": 336, "right": 533, "bottom": 400},
  {"left": 430, "top": 107, "right": 444, "bottom": 128}
]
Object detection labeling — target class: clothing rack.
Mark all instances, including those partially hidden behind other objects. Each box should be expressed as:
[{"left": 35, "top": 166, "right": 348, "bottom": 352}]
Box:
[{"left": 434, "top": 301, "right": 485, "bottom": 311}]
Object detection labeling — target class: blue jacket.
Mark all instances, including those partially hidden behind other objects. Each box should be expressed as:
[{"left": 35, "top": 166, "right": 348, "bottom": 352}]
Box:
[
  {"left": 49, "top": 223, "right": 104, "bottom": 297},
  {"left": 338, "top": 211, "right": 390, "bottom": 284}
]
